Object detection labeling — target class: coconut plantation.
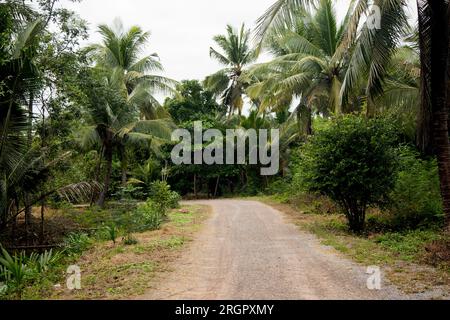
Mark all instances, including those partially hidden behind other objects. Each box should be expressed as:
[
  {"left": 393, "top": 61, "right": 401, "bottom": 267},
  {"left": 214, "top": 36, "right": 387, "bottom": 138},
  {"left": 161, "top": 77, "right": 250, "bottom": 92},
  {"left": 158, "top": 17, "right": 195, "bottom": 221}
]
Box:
[{"left": 0, "top": 0, "right": 449, "bottom": 305}]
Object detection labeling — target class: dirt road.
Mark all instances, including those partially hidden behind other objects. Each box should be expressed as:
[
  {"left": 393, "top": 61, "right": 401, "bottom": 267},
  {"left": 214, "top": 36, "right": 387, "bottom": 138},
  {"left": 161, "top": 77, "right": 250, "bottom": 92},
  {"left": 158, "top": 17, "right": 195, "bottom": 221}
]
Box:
[{"left": 140, "top": 200, "right": 405, "bottom": 300}]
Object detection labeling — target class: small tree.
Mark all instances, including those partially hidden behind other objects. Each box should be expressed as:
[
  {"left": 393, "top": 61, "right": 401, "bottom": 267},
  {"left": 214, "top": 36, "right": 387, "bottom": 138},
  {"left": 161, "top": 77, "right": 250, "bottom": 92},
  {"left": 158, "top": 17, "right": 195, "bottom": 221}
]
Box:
[{"left": 298, "top": 116, "right": 397, "bottom": 232}]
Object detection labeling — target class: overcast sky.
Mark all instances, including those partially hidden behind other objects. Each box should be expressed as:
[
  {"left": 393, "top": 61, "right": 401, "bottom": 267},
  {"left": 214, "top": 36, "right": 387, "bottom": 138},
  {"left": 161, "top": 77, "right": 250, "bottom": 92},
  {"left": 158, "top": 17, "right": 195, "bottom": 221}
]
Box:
[{"left": 61, "top": 0, "right": 355, "bottom": 82}]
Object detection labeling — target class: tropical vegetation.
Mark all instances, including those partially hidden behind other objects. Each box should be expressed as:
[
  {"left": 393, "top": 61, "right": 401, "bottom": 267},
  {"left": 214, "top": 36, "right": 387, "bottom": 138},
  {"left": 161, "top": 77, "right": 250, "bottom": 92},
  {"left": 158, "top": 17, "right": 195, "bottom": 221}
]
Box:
[{"left": 0, "top": 0, "right": 449, "bottom": 299}]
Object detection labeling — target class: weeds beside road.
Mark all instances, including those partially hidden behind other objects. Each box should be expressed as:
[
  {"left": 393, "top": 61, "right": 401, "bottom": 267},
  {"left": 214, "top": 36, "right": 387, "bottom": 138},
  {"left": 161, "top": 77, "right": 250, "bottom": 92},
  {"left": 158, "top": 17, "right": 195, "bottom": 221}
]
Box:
[{"left": 1, "top": 204, "right": 210, "bottom": 300}]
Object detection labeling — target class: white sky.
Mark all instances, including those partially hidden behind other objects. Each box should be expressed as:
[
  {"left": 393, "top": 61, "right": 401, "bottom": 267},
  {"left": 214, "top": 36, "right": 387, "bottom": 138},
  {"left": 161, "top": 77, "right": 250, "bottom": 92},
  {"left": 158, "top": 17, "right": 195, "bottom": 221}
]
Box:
[{"left": 61, "top": 0, "right": 355, "bottom": 82}]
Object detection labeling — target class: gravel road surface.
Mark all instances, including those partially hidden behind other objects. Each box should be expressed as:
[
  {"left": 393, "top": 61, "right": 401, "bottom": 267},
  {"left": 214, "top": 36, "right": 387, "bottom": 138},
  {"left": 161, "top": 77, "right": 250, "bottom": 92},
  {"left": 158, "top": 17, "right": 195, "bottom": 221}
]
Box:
[{"left": 140, "top": 200, "right": 407, "bottom": 300}]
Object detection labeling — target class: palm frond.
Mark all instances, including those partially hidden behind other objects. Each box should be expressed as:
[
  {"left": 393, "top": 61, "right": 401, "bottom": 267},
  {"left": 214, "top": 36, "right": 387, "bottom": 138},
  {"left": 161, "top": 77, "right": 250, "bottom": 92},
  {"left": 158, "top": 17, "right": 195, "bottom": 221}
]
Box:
[
  {"left": 0, "top": 103, "right": 29, "bottom": 174},
  {"left": 340, "top": 0, "right": 408, "bottom": 110},
  {"left": 57, "top": 181, "right": 103, "bottom": 204},
  {"left": 204, "top": 70, "right": 231, "bottom": 96},
  {"left": 118, "top": 119, "right": 176, "bottom": 141},
  {"left": 255, "top": 0, "right": 313, "bottom": 45},
  {"left": 13, "top": 18, "right": 43, "bottom": 59},
  {"left": 210, "top": 47, "right": 231, "bottom": 66},
  {"left": 312, "top": 0, "right": 338, "bottom": 57},
  {"left": 129, "top": 54, "right": 162, "bottom": 73},
  {"left": 76, "top": 126, "right": 101, "bottom": 151}
]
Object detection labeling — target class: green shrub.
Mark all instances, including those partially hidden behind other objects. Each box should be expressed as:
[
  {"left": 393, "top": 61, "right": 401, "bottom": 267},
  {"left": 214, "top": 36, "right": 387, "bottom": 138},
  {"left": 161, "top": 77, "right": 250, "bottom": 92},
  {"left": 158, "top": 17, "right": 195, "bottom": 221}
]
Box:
[
  {"left": 297, "top": 116, "right": 398, "bottom": 232},
  {"left": 149, "top": 181, "right": 181, "bottom": 213},
  {"left": 112, "top": 184, "right": 146, "bottom": 201},
  {"left": 62, "top": 233, "right": 92, "bottom": 255},
  {"left": 168, "top": 191, "right": 182, "bottom": 209},
  {"left": 265, "top": 178, "right": 291, "bottom": 196},
  {"left": 0, "top": 282, "right": 7, "bottom": 297},
  {"left": 0, "top": 248, "right": 29, "bottom": 289},
  {"left": 0, "top": 248, "right": 64, "bottom": 297},
  {"left": 28, "top": 249, "right": 62, "bottom": 273},
  {"left": 289, "top": 192, "right": 338, "bottom": 215},
  {"left": 388, "top": 147, "right": 443, "bottom": 229},
  {"left": 70, "top": 207, "right": 113, "bottom": 229},
  {"left": 103, "top": 224, "right": 119, "bottom": 244},
  {"left": 132, "top": 200, "right": 163, "bottom": 232}
]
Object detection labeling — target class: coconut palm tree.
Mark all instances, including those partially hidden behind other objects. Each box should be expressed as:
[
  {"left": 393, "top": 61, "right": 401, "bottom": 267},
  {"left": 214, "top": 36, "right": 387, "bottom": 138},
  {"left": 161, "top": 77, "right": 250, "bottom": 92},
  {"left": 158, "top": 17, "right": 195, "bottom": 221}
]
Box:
[
  {"left": 248, "top": 0, "right": 355, "bottom": 135},
  {"left": 85, "top": 20, "right": 178, "bottom": 189},
  {"left": 0, "top": 18, "right": 97, "bottom": 232},
  {"left": 204, "top": 24, "right": 257, "bottom": 116},
  {"left": 86, "top": 19, "right": 177, "bottom": 120},
  {"left": 0, "top": 15, "right": 43, "bottom": 228},
  {"left": 415, "top": 0, "right": 450, "bottom": 230},
  {"left": 77, "top": 68, "right": 176, "bottom": 208}
]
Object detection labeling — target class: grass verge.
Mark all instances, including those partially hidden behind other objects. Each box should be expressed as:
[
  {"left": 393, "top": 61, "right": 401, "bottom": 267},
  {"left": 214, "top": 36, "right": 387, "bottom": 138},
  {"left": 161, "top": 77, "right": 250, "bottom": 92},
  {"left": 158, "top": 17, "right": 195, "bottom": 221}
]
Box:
[{"left": 19, "top": 205, "right": 210, "bottom": 300}]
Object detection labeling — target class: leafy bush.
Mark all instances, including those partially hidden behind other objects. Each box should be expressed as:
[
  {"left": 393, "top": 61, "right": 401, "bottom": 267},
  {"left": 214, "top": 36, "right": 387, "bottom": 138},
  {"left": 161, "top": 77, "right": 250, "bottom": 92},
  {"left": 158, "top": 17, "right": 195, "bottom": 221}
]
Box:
[
  {"left": 28, "top": 249, "right": 62, "bottom": 273},
  {"left": 423, "top": 238, "right": 450, "bottom": 268},
  {"left": 388, "top": 147, "right": 443, "bottom": 229},
  {"left": 0, "top": 248, "right": 29, "bottom": 289},
  {"left": 112, "top": 184, "right": 146, "bottom": 201},
  {"left": 103, "top": 224, "right": 119, "bottom": 244},
  {"left": 62, "top": 233, "right": 92, "bottom": 255},
  {"left": 133, "top": 200, "right": 163, "bottom": 232},
  {"left": 0, "top": 282, "right": 7, "bottom": 296},
  {"left": 265, "top": 178, "right": 291, "bottom": 196},
  {"left": 80, "top": 199, "right": 165, "bottom": 235},
  {"left": 0, "top": 247, "right": 64, "bottom": 297},
  {"left": 288, "top": 192, "right": 338, "bottom": 215},
  {"left": 297, "top": 116, "right": 398, "bottom": 232},
  {"left": 70, "top": 207, "right": 113, "bottom": 228},
  {"left": 168, "top": 191, "right": 182, "bottom": 209},
  {"left": 149, "top": 181, "right": 181, "bottom": 213}
]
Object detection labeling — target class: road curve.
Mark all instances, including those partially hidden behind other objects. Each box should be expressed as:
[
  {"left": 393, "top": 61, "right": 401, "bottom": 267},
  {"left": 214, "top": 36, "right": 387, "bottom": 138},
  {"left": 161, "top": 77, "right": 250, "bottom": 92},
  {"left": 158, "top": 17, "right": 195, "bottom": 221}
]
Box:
[{"left": 139, "top": 199, "right": 405, "bottom": 300}]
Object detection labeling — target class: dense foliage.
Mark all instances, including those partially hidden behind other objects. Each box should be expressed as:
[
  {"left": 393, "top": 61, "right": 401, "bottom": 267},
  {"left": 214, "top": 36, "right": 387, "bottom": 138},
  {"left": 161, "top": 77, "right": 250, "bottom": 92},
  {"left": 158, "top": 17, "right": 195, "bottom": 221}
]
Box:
[
  {"left": 388, "top": 147, "right": 444, "bottom": 229},
  {"left": 1, "top": 0, "right": 450, "bottom": 299},
  {"left": 165, "top": 80, "right": 226, "bottom": 123},
  {"left": 296, "top": 117, "right": 398, "bottom": 232}
]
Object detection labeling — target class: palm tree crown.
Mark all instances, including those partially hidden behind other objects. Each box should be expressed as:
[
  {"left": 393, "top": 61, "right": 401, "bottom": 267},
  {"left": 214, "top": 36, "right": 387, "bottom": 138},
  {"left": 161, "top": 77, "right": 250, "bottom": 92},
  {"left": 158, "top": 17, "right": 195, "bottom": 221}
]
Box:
[
  {"left": 86, "top": 19, "right": 177, "bottom": 120},
  {"left": 204, "top": 24, "right": 257, "bottom": 116},
  {"left": 247, "top": 0, "right": 352, "bottom": 135}
]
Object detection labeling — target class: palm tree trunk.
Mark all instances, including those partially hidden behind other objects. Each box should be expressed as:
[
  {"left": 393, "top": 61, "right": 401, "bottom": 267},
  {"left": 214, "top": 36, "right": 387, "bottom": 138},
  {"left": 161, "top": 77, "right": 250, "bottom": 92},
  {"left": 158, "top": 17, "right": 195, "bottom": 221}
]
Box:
[
  {"left": 428, "top": 1, "right": 450, "bottom": 231},
  {"left": 11, "top": 199, "right": 18, "bottom": 241},
  {"left": 40, "top": 106, "right": 46, "bottom": 244},
  {"left": 97, "top": 143, "right": 113, "bottom": 208},
  {"left": 306, "top": 106, "right": 313, "bottom": 136},
  {"left": 40, "top": 200, "right": 45, "bottom": 243},
  {"left": 366, "top": 96, "right": 376, "bottom": 118},
  {"left": 214, "top": 176, "right": 220, "bottom": 198},
  {"left": 417, "top": 0, "right": 433, "bottom": 154},
  {"left": 119, "top": 145, "right": 127, "bottom": 187},
  {"left": 434, "top": 112, "right": 450, "bottom": 232},
  {"left": 445, "top": 5, "right": 450, "bottom": 230},
  {"left": 90, "top": 145, "right": 104, "bottom": 206},
  {"left": 194, "top": 174, "right": 197, "bottom": 199},
  {"left": 121, "top": 162, "right": 127, "bottom": 187},
  {"left": 297, "top": 101, "right": 313, "bottom": 136},
  {"left": 25, "top": 92, "right": 34, "bottom": 233}
]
